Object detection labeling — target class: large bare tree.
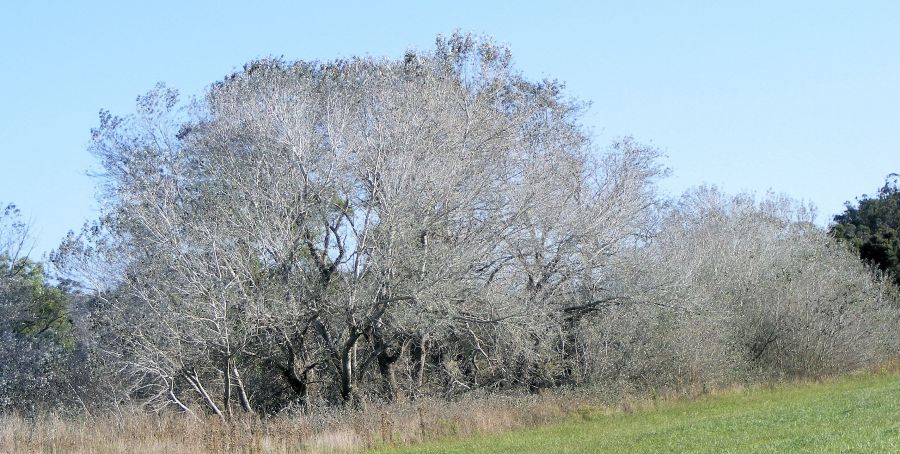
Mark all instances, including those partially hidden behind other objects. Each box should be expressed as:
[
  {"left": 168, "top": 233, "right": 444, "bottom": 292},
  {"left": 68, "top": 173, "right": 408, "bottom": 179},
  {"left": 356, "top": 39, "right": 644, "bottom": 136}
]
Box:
[{"left": 55, "top": 33, "right": 666, "bottom": 415}]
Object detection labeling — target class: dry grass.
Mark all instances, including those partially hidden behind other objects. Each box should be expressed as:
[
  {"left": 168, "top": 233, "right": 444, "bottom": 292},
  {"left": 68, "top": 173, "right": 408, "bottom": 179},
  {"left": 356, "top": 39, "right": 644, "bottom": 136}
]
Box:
[
  {"left": 0, "top": 394, "right": 594, "bottom": 453},
  {"left": 3, "top": 360, "right": 898, "bottom": 453}
]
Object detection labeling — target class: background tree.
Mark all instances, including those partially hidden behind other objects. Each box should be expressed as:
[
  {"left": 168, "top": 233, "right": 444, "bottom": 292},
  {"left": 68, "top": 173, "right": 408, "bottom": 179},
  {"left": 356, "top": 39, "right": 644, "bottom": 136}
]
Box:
[
  {"left": 831, "top": 174, "right": 900, "bottom": 285},
  {"left": 0, "top": 203, "right": 90, "bottom": 414},
  {"left": 577, "top": 188, "right": 900, "bottom": 392}
]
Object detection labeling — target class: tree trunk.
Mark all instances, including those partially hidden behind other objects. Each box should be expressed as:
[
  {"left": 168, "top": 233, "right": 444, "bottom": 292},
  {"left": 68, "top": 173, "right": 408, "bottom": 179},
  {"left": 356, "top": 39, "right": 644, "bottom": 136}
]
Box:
[
  {"left": 232, "top": 365, "right": 254, "bottom": 413},
  {"left": 185, "top": 369, "right": 225, "bottom": 421},
  {"left": 281, "top": 364, "right": 309, "bottom": 407},
  {"left": 377, "top": 353, "right": 399, "bottom": 402},
  {"left": 410, "top": 335, "right": 427, "bottom": 399},
  {"left": 223, "top": 357, "right": 233, "bottom": 419},
  {"left": 340, "top": 348, "right": 354, "bottom": 403},
  {"left": 371, "top": 324, "right": 406, "bottom": 402},
  {"left": 338, "top": 327, "right": 361, "bottom": 404}
]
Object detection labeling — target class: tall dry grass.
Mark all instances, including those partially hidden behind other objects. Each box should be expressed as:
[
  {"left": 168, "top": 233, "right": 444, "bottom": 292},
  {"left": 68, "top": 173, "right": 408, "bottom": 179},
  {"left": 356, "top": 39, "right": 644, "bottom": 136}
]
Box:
[
  {"left": 0, "top": 393, "right": 594, "bottom": 453},
  {"left": 3, "top": 360, "right": 897, "bottom": 453}
]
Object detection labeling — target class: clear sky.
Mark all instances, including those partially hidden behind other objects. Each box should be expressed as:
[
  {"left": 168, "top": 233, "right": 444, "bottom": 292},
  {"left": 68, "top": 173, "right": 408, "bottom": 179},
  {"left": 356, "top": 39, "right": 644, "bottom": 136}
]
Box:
[{"left": 1, "top": 1, "right": 898, "bottom": 257}]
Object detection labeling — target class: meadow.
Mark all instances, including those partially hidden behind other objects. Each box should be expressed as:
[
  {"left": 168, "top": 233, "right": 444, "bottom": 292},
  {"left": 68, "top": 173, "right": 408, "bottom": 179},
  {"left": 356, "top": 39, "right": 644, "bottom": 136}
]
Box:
[{"left": 380, "top": 368, "right": 900, "bottom": 453}]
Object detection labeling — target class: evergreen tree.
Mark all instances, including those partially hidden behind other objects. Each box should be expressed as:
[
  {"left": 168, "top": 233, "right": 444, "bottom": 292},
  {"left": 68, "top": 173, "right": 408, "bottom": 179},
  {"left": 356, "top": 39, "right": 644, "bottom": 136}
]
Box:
[{"left": 831, "top": 174, "right": 900, "bottom": 285}]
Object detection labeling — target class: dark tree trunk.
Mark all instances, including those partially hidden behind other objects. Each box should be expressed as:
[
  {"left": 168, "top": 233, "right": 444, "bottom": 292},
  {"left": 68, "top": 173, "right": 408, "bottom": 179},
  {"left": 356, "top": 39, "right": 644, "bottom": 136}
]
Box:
[
  {"left": 377, "top": 354, "right": 398, "bottom": 401},
  {"left": 338, "top": 326, "right": 362, "bottom": 405},
  {"left": 279, "top": 342, "right": 311, "bottom": 408},
  {"left": 339, "top": 349, "right": 354, "bottom": 402},
  {"left": 281, "top": 364, "right": 310, "bottom": 407},
  {"left": 371, "top": 325, "right": 406, "bottom": 402},
  {"left": 410, "top": 334, "right": 428, "bottom": 399}
]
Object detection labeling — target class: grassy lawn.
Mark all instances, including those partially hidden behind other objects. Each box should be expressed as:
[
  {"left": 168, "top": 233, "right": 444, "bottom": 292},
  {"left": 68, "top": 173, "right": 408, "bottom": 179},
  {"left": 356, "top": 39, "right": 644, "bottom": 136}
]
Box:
[{"left": 377, "top": 372, "right": 900, "bottom": 453}]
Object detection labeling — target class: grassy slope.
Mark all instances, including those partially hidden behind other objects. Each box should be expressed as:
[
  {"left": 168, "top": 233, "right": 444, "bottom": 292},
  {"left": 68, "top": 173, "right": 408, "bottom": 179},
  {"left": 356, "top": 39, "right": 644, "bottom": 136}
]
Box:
[{"left": 379, "top": 372, "right": 900, "bottom": 453}]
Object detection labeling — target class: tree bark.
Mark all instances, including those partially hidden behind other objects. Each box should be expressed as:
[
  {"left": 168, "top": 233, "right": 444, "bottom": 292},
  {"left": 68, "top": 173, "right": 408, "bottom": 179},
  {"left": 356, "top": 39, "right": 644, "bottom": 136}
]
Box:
[
  {"left": 339, "top": 345, "right": 354, "bottom": 403},
  {"left": 281, "top": 363, "right": 310, "bottom": 408},
  {"left": 232, "top": 365, "right": 254, "bottom": 413},
  {"left": 372, "top": 328, "right": 405, "bottom": 402},
  {"left": 223, "top": 356, "right": 233, "bottom": 419},
  {"left": 410, "top": 334, "right": 427, "bottom": 399},
  {"left": 185, "top": 368, "right": 225, "bottom": 421}
]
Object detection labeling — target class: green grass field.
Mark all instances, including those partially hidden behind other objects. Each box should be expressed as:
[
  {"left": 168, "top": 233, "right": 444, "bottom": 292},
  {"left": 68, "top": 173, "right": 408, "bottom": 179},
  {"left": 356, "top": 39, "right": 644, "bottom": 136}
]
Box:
[{"left": 378, "top": 372, "right": 900, "bottom": 453}]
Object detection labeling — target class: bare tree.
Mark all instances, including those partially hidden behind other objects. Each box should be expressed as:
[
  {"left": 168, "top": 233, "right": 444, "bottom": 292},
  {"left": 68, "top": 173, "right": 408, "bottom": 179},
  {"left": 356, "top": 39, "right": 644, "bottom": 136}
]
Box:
[
  {"left": 54, "top": 33, "right": 669, "bottom": 414},
  {"left": 64, "top": 33, "right": 899, "bottom": 416},
  {"left": 582, "top": 187, "right": 900, "bottom": 392}
]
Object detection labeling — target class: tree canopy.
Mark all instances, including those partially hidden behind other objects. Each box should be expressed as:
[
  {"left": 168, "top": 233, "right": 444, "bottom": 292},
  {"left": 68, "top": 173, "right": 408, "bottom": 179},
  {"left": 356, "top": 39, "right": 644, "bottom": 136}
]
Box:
[
  {"left": 0, "top": 203, "right": 81, "bottom": 412},
  {"left": 831, "top": 175, "right": 900, "bottom": 285}
]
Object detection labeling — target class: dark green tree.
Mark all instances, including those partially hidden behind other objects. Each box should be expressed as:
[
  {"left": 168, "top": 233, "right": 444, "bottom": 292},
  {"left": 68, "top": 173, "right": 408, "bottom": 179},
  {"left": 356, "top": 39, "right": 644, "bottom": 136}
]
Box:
[
  {"left": 0, "top": 203, "right": 80, "bottom": 413},
  {"left": 0, "top": 203, "right": 74, "bottom": 347},
  {"left": 831, "top": 174, "right": 900, "bottom": 285}
]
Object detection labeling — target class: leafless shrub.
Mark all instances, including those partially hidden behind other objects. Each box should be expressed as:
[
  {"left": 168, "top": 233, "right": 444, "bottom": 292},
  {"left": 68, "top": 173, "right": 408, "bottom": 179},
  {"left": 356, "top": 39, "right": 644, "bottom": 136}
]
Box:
[{"left": 578, "top": 187, "right": 900, "bottom": 392}]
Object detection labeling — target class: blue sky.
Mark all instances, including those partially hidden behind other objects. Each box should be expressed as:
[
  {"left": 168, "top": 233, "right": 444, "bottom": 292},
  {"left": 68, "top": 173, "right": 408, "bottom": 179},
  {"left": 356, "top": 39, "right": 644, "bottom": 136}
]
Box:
[{"left": 1, "top": 1, "right": 898, "bottom": 257}]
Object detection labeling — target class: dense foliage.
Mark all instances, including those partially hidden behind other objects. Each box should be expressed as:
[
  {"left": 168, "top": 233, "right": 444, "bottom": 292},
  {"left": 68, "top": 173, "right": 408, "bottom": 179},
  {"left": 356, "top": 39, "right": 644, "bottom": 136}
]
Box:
[
  {"left": 831, "top": 175, "right": 900, "bottom": 285},
  {"left": 0, "top": 204, "right": 93, "bottom": 413}
]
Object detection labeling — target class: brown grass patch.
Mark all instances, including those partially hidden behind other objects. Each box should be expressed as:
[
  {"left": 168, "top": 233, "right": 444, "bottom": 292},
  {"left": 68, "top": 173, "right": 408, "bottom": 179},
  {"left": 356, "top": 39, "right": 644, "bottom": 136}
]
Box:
[
  {"left": 0, "top": 394, "right": 597, "bottom": 453},
  {"left": 3, "top": 361, "right": 898, "bottom": 453}
]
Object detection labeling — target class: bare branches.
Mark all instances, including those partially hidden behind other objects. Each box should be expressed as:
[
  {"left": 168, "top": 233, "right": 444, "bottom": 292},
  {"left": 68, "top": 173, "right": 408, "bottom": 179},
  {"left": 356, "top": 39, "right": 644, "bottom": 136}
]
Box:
[{"left": 65, "top": 33, "right": 893, "bottom": 415}]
